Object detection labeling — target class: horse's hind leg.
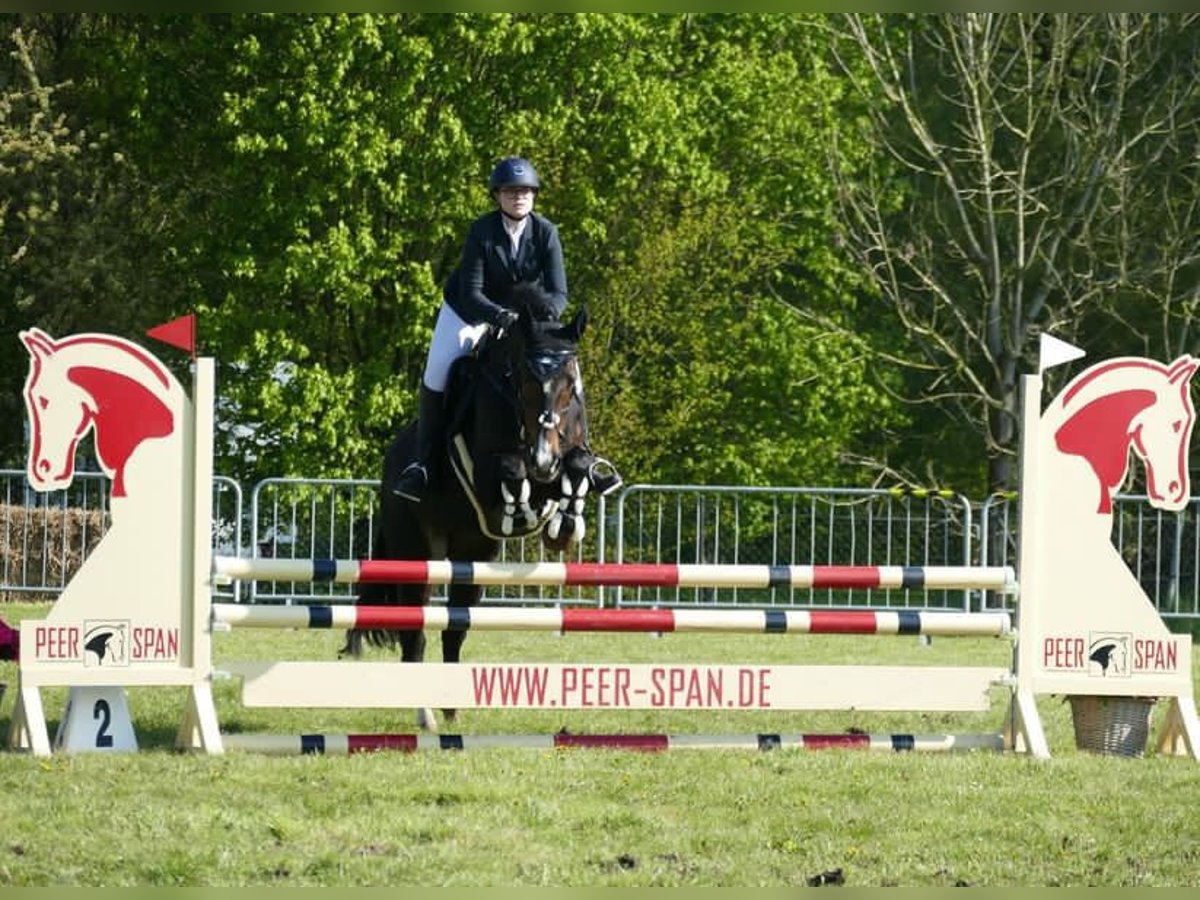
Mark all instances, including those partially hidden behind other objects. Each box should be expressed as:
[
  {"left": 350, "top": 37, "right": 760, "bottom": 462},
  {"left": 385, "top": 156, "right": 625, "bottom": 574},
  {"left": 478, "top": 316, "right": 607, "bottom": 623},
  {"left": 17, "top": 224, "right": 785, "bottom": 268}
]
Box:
[
  {"left": 406, "top": 627, "right": 439, "bottom": 734},
  {"left": 400, "top": 627, "right": 426, "bottom": 664},
  {"left": 399, "top": 619, "right": 440, "bottom": 731},
  {"left": 438, "top": 584, "right": 483, "bottom": 726},
  {"left": 391, "top": 588, "right": 441, "bottom": 733}
]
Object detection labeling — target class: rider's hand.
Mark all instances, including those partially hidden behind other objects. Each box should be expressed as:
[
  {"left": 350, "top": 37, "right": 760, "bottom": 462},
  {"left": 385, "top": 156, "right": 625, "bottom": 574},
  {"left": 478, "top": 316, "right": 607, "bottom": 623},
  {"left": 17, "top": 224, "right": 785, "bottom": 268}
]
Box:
[{"left": 493, "top": 308, "right": 519, "bottom": 331}]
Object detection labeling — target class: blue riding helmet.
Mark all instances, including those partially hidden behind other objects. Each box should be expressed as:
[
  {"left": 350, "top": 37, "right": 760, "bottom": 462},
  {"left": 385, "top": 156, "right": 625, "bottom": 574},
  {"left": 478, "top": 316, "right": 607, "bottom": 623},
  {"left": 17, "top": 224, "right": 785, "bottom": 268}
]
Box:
[{"left": 490, "top": 157, "right": 540, "bottom": 193}]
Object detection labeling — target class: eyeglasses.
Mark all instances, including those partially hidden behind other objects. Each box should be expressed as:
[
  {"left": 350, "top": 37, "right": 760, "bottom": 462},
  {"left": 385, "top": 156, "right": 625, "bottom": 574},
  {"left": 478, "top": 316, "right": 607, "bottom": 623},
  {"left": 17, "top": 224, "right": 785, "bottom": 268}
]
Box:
[{"left": 500, "top": 187, "right": 535, "bottom": 198}]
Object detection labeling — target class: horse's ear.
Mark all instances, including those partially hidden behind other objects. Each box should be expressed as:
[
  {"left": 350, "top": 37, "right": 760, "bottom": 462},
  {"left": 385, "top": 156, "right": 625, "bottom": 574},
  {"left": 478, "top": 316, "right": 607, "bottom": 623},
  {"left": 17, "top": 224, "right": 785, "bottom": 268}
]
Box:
[
  {"left": 565, "top": 304, "right": 589, "bottom": 342},
  {"left": 520, "top": 307, "right": 535, "bottom": 339}
]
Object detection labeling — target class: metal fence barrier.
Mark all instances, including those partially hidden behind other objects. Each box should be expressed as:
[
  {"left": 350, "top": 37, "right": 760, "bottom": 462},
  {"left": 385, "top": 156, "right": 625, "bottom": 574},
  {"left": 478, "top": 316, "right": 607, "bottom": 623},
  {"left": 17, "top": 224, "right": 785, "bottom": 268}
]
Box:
[
  {"left": 3, "top": 468, "right": 1198, "bottom": 620},
  {"left": 0, "top": 469, "right": 243, "bottom": 603},
  {"left": 611, "top": 485, "right": 982, "bottom": 611},
  {"left": 979, "top": 492, "right": 1200, "bottom": 620},
  {"left": 246, "top": 477, "right": 602, "bottom": 607}
]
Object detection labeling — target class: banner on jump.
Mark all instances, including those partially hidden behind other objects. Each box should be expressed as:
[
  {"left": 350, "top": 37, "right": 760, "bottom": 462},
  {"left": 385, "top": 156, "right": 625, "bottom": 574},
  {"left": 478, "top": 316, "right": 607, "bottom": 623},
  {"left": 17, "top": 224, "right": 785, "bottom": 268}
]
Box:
[{"left": 225, "top": 661, "right": 1007, "bottom": 713}]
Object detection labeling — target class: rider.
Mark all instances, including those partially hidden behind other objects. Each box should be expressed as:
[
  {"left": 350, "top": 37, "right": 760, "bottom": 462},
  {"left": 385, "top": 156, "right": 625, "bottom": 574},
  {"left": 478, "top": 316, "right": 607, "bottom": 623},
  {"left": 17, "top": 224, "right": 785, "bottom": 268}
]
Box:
[{"left": 392, "top": 155, "right": 622, "bottom": 502}]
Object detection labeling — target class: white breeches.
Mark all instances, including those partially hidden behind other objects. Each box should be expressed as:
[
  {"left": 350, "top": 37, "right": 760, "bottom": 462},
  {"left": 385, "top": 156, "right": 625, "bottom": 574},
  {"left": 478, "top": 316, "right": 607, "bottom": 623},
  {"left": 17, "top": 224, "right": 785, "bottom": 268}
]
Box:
[{"left": 423, "top": 302, "right": 491, "bottom": 392}]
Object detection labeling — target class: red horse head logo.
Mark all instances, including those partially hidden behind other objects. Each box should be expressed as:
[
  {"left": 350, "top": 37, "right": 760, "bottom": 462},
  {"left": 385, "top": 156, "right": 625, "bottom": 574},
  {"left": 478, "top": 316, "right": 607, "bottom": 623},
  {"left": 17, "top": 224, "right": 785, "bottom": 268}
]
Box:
[
  {"left": 1054, "top": 356, "right": 1198, "bottom": 513},
  {"left": 20, "top": 328, "right": 179, "bottom": 498}
]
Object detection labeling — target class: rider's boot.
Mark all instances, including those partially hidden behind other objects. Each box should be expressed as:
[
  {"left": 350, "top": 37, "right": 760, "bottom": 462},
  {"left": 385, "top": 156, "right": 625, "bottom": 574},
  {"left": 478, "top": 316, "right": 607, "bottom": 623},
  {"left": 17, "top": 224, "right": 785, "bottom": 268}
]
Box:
[
  {"left": 575, "top": 378, "right": 624, "bottom": 497},
  {"left": 391, "top": 385, "right": 447, "bottom": 502}
]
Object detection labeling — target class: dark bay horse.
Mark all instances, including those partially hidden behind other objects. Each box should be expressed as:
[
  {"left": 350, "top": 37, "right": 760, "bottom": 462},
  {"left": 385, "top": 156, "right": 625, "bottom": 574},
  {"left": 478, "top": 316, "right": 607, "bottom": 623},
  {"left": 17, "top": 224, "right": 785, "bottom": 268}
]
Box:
[{"left": 340, "top": 285, "right": 603, "bottom": 731}]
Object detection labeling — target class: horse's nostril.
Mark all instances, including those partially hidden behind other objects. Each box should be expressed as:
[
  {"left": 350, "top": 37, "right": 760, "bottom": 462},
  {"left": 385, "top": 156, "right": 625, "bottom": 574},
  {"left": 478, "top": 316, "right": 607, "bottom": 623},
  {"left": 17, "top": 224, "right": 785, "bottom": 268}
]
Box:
[{"left": 36, "top": 458, "right": 50, "bottom": 474}]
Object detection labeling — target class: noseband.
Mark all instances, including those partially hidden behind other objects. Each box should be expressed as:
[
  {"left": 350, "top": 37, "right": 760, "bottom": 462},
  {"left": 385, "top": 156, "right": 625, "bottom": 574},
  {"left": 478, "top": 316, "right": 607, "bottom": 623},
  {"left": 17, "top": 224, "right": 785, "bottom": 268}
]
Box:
[
  {"left": 526, "top": 347, "right": 575, "bottom": 382},
  {"left": 526, "top": 348, "right": 579, "bottom": 464},
  {"left": 476, "top": 322, "right": 582, "bottom": 482}
]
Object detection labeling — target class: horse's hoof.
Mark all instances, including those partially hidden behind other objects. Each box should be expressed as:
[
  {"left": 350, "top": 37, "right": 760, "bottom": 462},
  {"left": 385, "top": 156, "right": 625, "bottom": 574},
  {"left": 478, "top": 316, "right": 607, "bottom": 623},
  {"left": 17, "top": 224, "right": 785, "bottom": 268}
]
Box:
[
  {"left": 442, "top": 708, "right": 458, "bottom": 725},
  {"left": 416, "top": 707, "right": 439, "bottom": 733}
]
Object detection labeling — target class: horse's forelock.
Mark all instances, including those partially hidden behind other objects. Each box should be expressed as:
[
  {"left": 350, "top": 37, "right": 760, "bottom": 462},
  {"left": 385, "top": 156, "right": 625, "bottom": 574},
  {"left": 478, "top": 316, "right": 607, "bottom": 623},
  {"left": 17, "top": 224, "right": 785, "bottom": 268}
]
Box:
[
  {"left": 526, "top": 320, "right": 577, "bottom": 356},
  {"left": 509, "top": 282, "right": 559, "bottom": 321}
]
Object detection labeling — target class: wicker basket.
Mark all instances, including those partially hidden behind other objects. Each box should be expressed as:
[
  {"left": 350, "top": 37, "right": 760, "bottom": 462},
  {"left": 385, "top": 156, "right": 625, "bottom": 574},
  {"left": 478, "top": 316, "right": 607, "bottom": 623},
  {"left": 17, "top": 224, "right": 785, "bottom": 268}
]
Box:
[{"left": 1067, "top": 695, "right": 1156, "bottom": 757}]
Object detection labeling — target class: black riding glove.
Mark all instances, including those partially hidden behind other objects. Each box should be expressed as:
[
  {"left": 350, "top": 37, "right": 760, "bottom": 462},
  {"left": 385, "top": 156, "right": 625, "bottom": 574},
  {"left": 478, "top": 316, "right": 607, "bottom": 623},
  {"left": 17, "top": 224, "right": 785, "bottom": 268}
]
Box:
[{"left": 493, "top": 308, "right": 519, "bottom": 331}]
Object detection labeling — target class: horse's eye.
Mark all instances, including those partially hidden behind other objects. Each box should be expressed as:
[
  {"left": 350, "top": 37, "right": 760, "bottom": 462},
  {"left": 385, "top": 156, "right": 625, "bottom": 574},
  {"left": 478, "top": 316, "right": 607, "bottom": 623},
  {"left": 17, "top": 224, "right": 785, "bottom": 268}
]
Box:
[
  {"left": 1174, "top": 419, "right": 1183, "bottom": 433},
  {"left": 38, "top": 395, "right": 49, "bottom": 410}
]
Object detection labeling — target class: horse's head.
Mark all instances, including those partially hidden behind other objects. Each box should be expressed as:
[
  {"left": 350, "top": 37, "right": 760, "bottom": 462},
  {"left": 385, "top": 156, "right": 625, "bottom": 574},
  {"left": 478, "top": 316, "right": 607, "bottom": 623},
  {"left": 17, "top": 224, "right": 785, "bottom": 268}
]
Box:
[
  {"left": 1131, "top": 356, "right": 1198, "bottom": 511},
  {"left": 20, "top": 328, "right": 96, "bottom": 491},
  {"left": 19, "top": 328, "right": 180, "bottom": 497},
  {"left": 1056, "top": 355, "right": 1199, "bottom": 513},
  {"left": 506, "top": 288, "right": 588, "bottom": 485}
]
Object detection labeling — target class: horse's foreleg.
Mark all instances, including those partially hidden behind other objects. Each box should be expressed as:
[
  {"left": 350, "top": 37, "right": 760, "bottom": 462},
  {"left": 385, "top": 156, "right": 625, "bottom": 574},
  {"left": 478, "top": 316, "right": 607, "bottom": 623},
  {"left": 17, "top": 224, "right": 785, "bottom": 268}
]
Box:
[
  {"left": 500, "top": 480, "right": 544, "bottom": 534},
  {"left": 547, "top": 470, "right": 588, "bottom": 544},
  {"left": 499, "top": 456, "right": 541, "bottom": 534},
  {"left": 544, "top": 449, "right": 592, "bottom": 553}
]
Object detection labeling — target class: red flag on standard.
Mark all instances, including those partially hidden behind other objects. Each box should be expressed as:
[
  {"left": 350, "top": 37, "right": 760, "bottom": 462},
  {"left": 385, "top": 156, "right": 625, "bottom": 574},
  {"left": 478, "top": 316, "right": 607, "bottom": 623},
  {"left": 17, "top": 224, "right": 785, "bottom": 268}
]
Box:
[{"left": 146, "top": 314, "right": 196, "bottom": 358}]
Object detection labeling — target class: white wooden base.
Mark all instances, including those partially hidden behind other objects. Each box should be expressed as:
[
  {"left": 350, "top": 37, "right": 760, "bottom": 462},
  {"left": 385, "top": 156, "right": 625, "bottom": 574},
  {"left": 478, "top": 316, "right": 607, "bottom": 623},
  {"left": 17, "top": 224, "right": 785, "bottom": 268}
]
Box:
[{"left": 224, "top": 661, "right": 1009, "bottom": 713}]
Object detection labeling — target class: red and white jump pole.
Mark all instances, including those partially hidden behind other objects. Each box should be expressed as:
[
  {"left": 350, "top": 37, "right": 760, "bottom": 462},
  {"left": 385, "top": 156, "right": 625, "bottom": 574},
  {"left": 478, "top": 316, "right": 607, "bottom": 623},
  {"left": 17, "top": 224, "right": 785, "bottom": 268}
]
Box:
[
  {"left": 212, "top": 602, "right": 1011, "bottom": 637},
  {"left": 212, "top": 556, "right": 1016, "bottom": 593},
  {"left": 221, "top": 731, "right": 1006, "bottom": 755}
]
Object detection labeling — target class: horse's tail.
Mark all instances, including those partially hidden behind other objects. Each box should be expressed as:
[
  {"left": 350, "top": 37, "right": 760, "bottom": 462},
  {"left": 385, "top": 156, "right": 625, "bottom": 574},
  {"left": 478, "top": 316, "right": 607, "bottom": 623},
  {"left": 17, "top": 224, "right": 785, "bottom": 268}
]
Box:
[
  {"left": 338, "top": 537, "right": 416, "bottom": 656},
  {"left": 339, "top": 428, "right": 421, "bottom": 658},
  {"left": 337, "top": 526, "right": 408, "bottom": 658}
]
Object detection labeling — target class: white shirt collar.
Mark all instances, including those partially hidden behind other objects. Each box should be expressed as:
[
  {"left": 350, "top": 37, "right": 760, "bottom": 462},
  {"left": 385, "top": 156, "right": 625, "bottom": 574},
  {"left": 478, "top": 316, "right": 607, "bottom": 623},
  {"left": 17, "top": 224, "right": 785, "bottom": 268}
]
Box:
[{"left": 502, "top": 214, "right": 528, "bottom": 252}]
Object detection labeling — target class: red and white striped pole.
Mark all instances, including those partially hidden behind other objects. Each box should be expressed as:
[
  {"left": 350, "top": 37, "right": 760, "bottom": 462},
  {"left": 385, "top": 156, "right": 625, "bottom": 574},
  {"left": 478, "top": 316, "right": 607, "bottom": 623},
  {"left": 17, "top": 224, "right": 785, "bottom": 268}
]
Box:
[{"left": 213, "top": 557, "right": 1016, "bottom": 593}]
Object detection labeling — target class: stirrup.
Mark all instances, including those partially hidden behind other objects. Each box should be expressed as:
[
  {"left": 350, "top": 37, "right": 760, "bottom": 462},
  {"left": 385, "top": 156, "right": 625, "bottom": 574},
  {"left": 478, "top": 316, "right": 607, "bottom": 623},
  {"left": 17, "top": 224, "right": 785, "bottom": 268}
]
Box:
[
  {"left": 391, "top": 461, "right": 428, "bottom": 502},
  {"left": 588, "top": 457, "right": 624, "bottom": 497}
]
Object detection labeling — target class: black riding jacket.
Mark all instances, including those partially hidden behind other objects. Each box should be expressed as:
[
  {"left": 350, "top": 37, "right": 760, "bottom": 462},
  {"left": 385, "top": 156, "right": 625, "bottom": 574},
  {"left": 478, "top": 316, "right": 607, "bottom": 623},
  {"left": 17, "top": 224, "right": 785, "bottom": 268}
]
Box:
[{"left": 443, "top": 210, "right": 568, "bottom": 326}]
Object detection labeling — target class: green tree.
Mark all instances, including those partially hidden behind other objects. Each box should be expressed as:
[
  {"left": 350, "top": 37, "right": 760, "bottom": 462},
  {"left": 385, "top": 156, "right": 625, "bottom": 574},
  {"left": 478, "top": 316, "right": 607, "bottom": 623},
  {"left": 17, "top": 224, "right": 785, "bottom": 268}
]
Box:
[
  {"left": 0, "top": 15, "right": 202, "bottom": 459},
  {"left": 830, "top": 13, "right": 1200, "bottom": 494},
  {"left": 5, "top": 13, "right": 898, "bottom": 492},
  {"left": 0, "top": 21, "right": 82, "bottom": 453},
  {"left": 439, "top": 13, "right": 901, "bottom": 486}
]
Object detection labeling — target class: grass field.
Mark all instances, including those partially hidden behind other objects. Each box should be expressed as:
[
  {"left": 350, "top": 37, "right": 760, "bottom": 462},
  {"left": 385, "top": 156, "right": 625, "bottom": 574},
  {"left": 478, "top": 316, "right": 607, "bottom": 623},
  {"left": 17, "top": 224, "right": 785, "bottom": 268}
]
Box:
[{"left": 1, "top": 600, "right": 1199, "bottom": 887}]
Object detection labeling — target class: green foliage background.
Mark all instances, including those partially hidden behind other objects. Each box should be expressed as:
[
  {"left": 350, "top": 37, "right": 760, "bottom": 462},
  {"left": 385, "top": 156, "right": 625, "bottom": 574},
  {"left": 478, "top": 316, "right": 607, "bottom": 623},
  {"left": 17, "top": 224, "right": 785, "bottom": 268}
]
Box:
[
  {"left": 1, "top": 13, "right": 901, "bottom": 490},
  {"left": 4, "top": 14, "right": 1198, "bottom": 496}
]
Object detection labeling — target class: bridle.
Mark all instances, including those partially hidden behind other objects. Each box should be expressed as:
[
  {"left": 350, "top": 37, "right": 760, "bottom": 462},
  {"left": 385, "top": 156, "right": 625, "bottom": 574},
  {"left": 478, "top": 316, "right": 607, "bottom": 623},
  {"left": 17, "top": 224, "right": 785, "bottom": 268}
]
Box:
[
  {"left": 472, "top": 322, "right": 582, "bottom": 483},
  {"left": 517, "top": 344, "right": 583, "bottom": 482}
]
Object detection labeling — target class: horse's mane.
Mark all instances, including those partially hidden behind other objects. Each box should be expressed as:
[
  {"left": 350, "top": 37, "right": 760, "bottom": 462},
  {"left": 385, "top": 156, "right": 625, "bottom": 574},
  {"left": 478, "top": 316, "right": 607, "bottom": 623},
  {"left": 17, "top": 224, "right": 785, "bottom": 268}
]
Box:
[
  {"left": 507, "top": 281, "right": 560, "bottom": 322},
  {"left": 506, "top": 282, "right": 586, "bottom": 356}
]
